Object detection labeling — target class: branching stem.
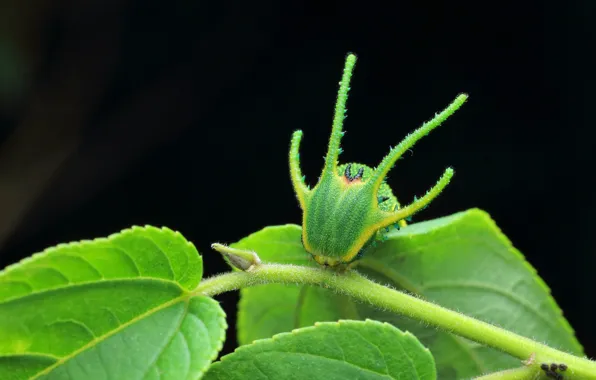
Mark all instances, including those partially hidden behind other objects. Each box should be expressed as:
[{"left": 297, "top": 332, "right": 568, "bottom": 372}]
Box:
[{"left": 193, "top": 263, "right": 596, "bottom": 380}]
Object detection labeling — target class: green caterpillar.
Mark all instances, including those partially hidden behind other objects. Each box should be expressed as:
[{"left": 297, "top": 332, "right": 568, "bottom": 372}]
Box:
[{"left": 289, "top": 53, "right": 467, "bottom": 268}]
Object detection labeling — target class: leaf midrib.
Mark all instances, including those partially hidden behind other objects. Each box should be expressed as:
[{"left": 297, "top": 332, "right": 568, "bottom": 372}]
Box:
[
  {"left": 30, "top": 291, "right": 192, "bottom": 379},
  {"left": 1, "top": 276, "right": 194, "bottom": 379},
  {"left": 138, "top": 300, "right": 190, "bottom": 380}
]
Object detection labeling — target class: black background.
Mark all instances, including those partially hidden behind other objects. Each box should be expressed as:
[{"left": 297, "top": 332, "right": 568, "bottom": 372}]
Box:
[{"left": 0, "top": 0, "right": 594, "bottom": 359}]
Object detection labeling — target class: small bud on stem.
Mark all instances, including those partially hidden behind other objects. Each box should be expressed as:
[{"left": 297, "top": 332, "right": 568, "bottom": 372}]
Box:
[{"left": 211, "top": 243, "right": 261, "bottom": 271}]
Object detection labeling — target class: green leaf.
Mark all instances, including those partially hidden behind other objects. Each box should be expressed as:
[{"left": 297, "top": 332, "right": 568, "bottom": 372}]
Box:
[
  {"left": 205, "top": 319, "right": 436, "bottom": 380},
  {"left": 235, "top": 209, "right": 583, "bottom": 379},
  {"left": 0, "top": 226, "right": 226, "bottom": 380}
]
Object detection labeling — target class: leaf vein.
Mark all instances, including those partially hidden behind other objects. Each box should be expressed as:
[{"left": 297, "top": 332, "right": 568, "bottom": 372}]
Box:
[
  {"left": 421, "top": 280, "right": 559, "bottom": 332},
  {"left": 140, "top": 301, "right": 189, "bottom": 379},
  {"left": 30, "top": 295, "right": 188, "bottom": 379}
]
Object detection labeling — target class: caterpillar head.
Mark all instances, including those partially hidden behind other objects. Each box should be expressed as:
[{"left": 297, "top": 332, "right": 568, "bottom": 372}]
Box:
[{"left": 289, "top": 53, "right": 467, "bottom": 268}]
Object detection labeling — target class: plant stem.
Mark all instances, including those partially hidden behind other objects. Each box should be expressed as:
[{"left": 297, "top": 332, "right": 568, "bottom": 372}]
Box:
[
  {"left": 193, "top": 264, "right": 596, "bottom": 379},
  {"left": 473, "top": 366, "right": 538, "bottom": 380}
]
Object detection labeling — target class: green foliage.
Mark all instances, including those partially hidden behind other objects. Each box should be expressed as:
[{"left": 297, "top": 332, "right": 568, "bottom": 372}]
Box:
[
  {"left": 0, "top": 213, "right": 592, "bottom": 379},
  {"left": 234, "top": 209, "right": 582, "bottom": 379},
  {"left": 204, "top": 320, "right": 436, "bottom": 380},
  {"left": 1, "top": 51, "right": 594, "bottom": 380},
  {"left": 0, "top": 226, "right": 226, "bottom": 380}
]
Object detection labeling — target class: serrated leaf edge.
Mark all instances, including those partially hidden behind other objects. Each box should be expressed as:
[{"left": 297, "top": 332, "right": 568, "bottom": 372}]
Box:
[
  {"left": 465, "top": 208, "right": 583, "bottom": 354},
  {"left": 1, "top": 226, "right": 194, "bottom": 275},
  {"left": 220, "top": 319, "right": 432, "bottom": 367},
  {"left": 0, "top": 226, "right": 225, "bottom": 379},
  {"left": 23, "top": 295, "right": 226, "bottom": 379},
  {"left": 0, "top": 225, "right": 202, "bottom": 301},
  {"left": 377, "top": 208, "right": 582, "bottom": 354},
  {"left": 195, "top": 297, "right": 228, "bottom": 380}
]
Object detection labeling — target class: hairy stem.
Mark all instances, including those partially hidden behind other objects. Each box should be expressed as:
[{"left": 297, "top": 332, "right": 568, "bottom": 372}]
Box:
[
  {"left": 473, "top": 366, "right": 538, "bottom": 380},
  {"left": 193, "top": 264, "right": 596, "bottom": 379}
]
